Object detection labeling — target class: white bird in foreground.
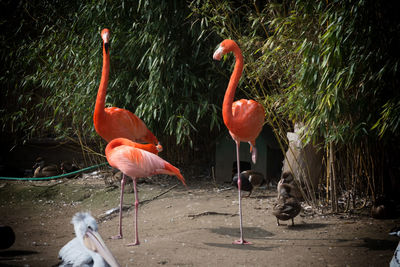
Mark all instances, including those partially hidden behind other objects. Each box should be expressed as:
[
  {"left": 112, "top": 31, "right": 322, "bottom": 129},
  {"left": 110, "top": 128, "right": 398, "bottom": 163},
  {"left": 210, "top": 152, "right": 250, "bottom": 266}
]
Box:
[
  {"left": 390, "top": 227, "right": 400, "bottom": 267},
  {"left": 58, "top": 212, "right": 120, "bottom": 267}
]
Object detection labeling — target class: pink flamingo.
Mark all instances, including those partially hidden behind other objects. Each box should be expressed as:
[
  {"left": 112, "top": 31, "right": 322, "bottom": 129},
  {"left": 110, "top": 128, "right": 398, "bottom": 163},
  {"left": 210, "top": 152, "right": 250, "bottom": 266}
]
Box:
[
  {"left": 213, "top": 40, "right": 265, "bottom": 244},
  {"left": 94, "top": 28, "right": 162, "bottom": 240},
  {"left": 105, "top": 138, "right": 186, "bottom": 246}
]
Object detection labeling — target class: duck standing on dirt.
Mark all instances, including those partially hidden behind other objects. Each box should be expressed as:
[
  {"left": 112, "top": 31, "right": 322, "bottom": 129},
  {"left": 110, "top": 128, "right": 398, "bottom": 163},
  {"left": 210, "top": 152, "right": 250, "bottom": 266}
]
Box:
[
  {"left": 273, "top": 181, "right": 301, "bottom": 226},
  {"left": 232, "top": 170, "right": 266, "bottom": 197},
  {"left": 390, "top": 227, "right": 400, "bottom": 267},
  {"left": 33, "top": 157, "right": 60, "bottom": 178},
  {"left": 58, "top": 212, "right": 120, "bottom": 267}
]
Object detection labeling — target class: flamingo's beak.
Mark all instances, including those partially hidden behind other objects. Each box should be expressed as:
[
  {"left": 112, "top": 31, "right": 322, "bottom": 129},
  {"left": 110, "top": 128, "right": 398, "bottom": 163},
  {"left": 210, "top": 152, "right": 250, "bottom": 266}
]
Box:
[
  {"left": 213, "top": 46, "right": 224, "bottom": 61},
  {"left": 156, "top": 142, "right": 163, "bottom": 152},
  {"left": 104, "top": 43, "right": 110, "bottom": 54},
  {"left": 83, "top": 228, "right": 120, "bottom": 267},
  {"left": 102, "top": 31, "right": 110, "bottom": 54},
  {"left": 178, "top": 175, "right": 187, "bottom": 187}
]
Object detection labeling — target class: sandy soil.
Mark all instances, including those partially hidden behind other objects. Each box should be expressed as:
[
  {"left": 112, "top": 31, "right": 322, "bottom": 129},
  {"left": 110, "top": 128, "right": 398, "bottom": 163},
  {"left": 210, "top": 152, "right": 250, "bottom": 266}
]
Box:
[{"left": 0, "top": 173, "right": 399, "bottom": 267}]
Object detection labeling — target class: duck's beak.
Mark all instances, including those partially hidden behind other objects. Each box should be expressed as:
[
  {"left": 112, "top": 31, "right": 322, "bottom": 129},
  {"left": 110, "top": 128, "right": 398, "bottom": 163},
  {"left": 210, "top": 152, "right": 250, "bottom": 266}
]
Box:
[
  {"left": 213, "top": 45, "right": 224, "bottom": 61},
  {"left": 83, "top": 228, "right": 120, "bottom": 267}
]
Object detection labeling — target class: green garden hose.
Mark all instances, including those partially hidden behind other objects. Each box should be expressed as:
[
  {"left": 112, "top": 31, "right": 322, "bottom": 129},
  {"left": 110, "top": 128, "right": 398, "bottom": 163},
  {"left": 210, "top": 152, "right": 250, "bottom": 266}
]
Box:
[{"left": 0, "top": 162, "right": 109, "bottom": 181}]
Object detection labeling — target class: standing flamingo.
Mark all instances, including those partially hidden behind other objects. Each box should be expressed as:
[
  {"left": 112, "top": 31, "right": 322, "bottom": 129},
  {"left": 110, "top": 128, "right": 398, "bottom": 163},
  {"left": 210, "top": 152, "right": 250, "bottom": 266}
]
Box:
[
  {"left": 105, "top": 138, "right": 186, "bottom": 246},
  {"left": 213, "top": 39, "right": 265, "bottom": 244},
  {"left": 93, "top": 28, "right": 162, "bottom": 240}
]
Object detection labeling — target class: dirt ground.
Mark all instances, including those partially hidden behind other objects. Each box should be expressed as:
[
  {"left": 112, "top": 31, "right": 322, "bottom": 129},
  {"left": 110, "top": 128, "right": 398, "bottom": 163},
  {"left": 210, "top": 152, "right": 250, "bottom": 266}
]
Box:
[{"left": 0, "top": 171, "right": 399, "bottom": 267}]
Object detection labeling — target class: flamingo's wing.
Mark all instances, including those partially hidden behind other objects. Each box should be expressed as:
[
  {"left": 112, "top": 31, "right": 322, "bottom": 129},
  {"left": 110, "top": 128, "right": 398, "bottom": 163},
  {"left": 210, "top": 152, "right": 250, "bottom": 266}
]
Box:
[
  {"left": 103, "top": 107, "right": 148, "bottom": 141},
  {"left": 125, "top": 110, "right": 159, "bottom": 145},
  {"left": 108, "top": 146, "right": 185, "bottom": 185},
  {"left": 230, "top": 99, "right": 265, "bottom": 141}
]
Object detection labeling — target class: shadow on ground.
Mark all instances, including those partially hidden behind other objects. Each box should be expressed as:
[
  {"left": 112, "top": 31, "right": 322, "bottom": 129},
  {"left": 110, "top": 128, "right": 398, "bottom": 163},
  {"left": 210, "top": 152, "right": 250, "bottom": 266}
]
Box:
[
  {"left": 210, "top": 226, "right": 274, "bottom": 239},
  {"left": 0, "top": 249, "right": 38, "bottom": 266},
  {"left": 283, "top": 222, "right": 328, "bottom": 231},
  {"left": 361, "top": 238, "right": 398, "bottom": 251},
  {"left": 204, "top": 242, "right": 275, "bottom": 250}
]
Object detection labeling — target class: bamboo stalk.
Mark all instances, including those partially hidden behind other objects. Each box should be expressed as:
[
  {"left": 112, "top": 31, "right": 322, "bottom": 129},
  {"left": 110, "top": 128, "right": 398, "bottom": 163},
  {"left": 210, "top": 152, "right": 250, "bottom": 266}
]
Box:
[
  {"left": 330, "top": 142, "right": 337, "bottom": 212},
  {"left": 326, "top": 144, "right": 330, "bottom": 205}
]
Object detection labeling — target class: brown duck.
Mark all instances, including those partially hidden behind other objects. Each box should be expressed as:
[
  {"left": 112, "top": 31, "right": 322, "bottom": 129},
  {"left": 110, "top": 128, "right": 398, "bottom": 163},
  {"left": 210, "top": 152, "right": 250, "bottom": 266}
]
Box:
[
  {"left": 273, "top": 182, "right": 301, "bottom": 226},
  {"left": 60, "top": 161, "right": 79, "bottom": 174},
  {"left": 278, "top": 171, "right": 302, "bottom": 200},
  {"left": 33, "top": 157, "right": 60, "bottom": 178},
  {"left": 232, "top": 170, "right": 266, "bottom": 197}
]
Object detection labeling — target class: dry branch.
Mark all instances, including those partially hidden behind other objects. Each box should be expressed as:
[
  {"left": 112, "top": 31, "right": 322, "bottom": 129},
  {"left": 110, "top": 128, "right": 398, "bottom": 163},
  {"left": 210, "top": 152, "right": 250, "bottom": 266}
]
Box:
[
  {"left": 99, "top": 184, "right": 179, "bottom": 221},
  {"left": 188, "top": 211, "right": 238, "bottom": 219}
]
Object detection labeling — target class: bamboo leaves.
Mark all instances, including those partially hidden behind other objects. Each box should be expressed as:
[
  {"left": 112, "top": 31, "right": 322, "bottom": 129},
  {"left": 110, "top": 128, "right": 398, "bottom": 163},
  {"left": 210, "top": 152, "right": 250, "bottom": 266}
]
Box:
[
  {"left": 188, "top": 0, "right": 400, "bottom": 209},
  {"left": 1, "top": 1, "right": 223, "bottom": 148}
]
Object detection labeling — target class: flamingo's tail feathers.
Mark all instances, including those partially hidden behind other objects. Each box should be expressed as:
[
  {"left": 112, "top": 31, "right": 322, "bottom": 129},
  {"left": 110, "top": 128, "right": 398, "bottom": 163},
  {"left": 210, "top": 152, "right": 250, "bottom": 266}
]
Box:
[
  {"left": 248, "top": 141, "right": 257, "bottom": 164},
  {"left": 163, "top": 162, "right": 186, "bottom": 186},
  {"left": 251, "top": 146, "right": 257, "bottom": 164}
]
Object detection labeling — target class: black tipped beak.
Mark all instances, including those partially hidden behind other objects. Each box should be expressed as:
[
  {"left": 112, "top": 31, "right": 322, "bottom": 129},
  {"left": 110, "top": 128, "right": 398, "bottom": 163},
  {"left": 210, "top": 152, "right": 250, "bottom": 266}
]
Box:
[{"left": 104, "top": 42, "right": 110, "bottom": 53}]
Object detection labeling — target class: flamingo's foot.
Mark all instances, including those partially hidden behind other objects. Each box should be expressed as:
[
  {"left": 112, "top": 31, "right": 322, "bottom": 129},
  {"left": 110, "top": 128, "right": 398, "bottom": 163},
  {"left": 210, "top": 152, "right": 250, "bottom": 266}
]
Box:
[
  {"left": 111, "top": 234, "right": 123, "bottom": 240},
  {"left": 233, "top": 239, "right": 252, "bottom": 245},
  {"left": 126, "top": 241, "right": 140, "bottom": 247}
]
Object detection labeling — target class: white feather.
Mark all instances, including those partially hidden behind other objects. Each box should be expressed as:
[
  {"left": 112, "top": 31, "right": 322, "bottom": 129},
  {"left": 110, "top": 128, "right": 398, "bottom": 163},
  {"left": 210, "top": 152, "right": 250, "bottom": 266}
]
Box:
[{"left": 58, "top": 212, "right": 111, "bottom": 267}]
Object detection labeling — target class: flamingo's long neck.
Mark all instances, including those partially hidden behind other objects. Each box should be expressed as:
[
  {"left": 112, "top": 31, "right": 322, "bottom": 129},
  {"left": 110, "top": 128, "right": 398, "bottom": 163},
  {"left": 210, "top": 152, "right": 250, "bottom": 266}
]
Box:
[
  {"left": 94, "top": 42, "right": 110, "bottom": 123},
  {"left": 105, "top": 138, "right": 126, "bottom": 156},
  {"left": 222, "top": 45, "right": 243, "bottom": 129},
  {"left": 106, "top": 138, "right": 158, "bottom": 155}
]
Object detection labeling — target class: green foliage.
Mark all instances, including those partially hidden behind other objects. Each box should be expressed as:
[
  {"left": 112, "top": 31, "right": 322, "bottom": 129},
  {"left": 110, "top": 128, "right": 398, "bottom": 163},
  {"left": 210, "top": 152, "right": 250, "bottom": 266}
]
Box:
[
  {"left": 190, "top": 0, "right": 400, "bottom": 205},
  {"left": 190, "top": 0, "right": 400, "bottom": 144},
  {"left": 284, "top": 1, "right": 400, "bottom": 143},
  {"left": 2, "top": 0, "right": 399, "bottom": 190},
  {"left": 0, "top": 0, "right": 223, "bottom": 148}
]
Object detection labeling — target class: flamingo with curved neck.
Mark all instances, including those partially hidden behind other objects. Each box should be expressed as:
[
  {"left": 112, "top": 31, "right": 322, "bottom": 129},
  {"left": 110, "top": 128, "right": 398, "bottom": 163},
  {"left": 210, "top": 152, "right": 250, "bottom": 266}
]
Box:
[
  {"left": 213, "top": 39, "right": 265, "bottom": 245},
  {"left": 93, "top": 28, "right": 162, "bottom": 241}
]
